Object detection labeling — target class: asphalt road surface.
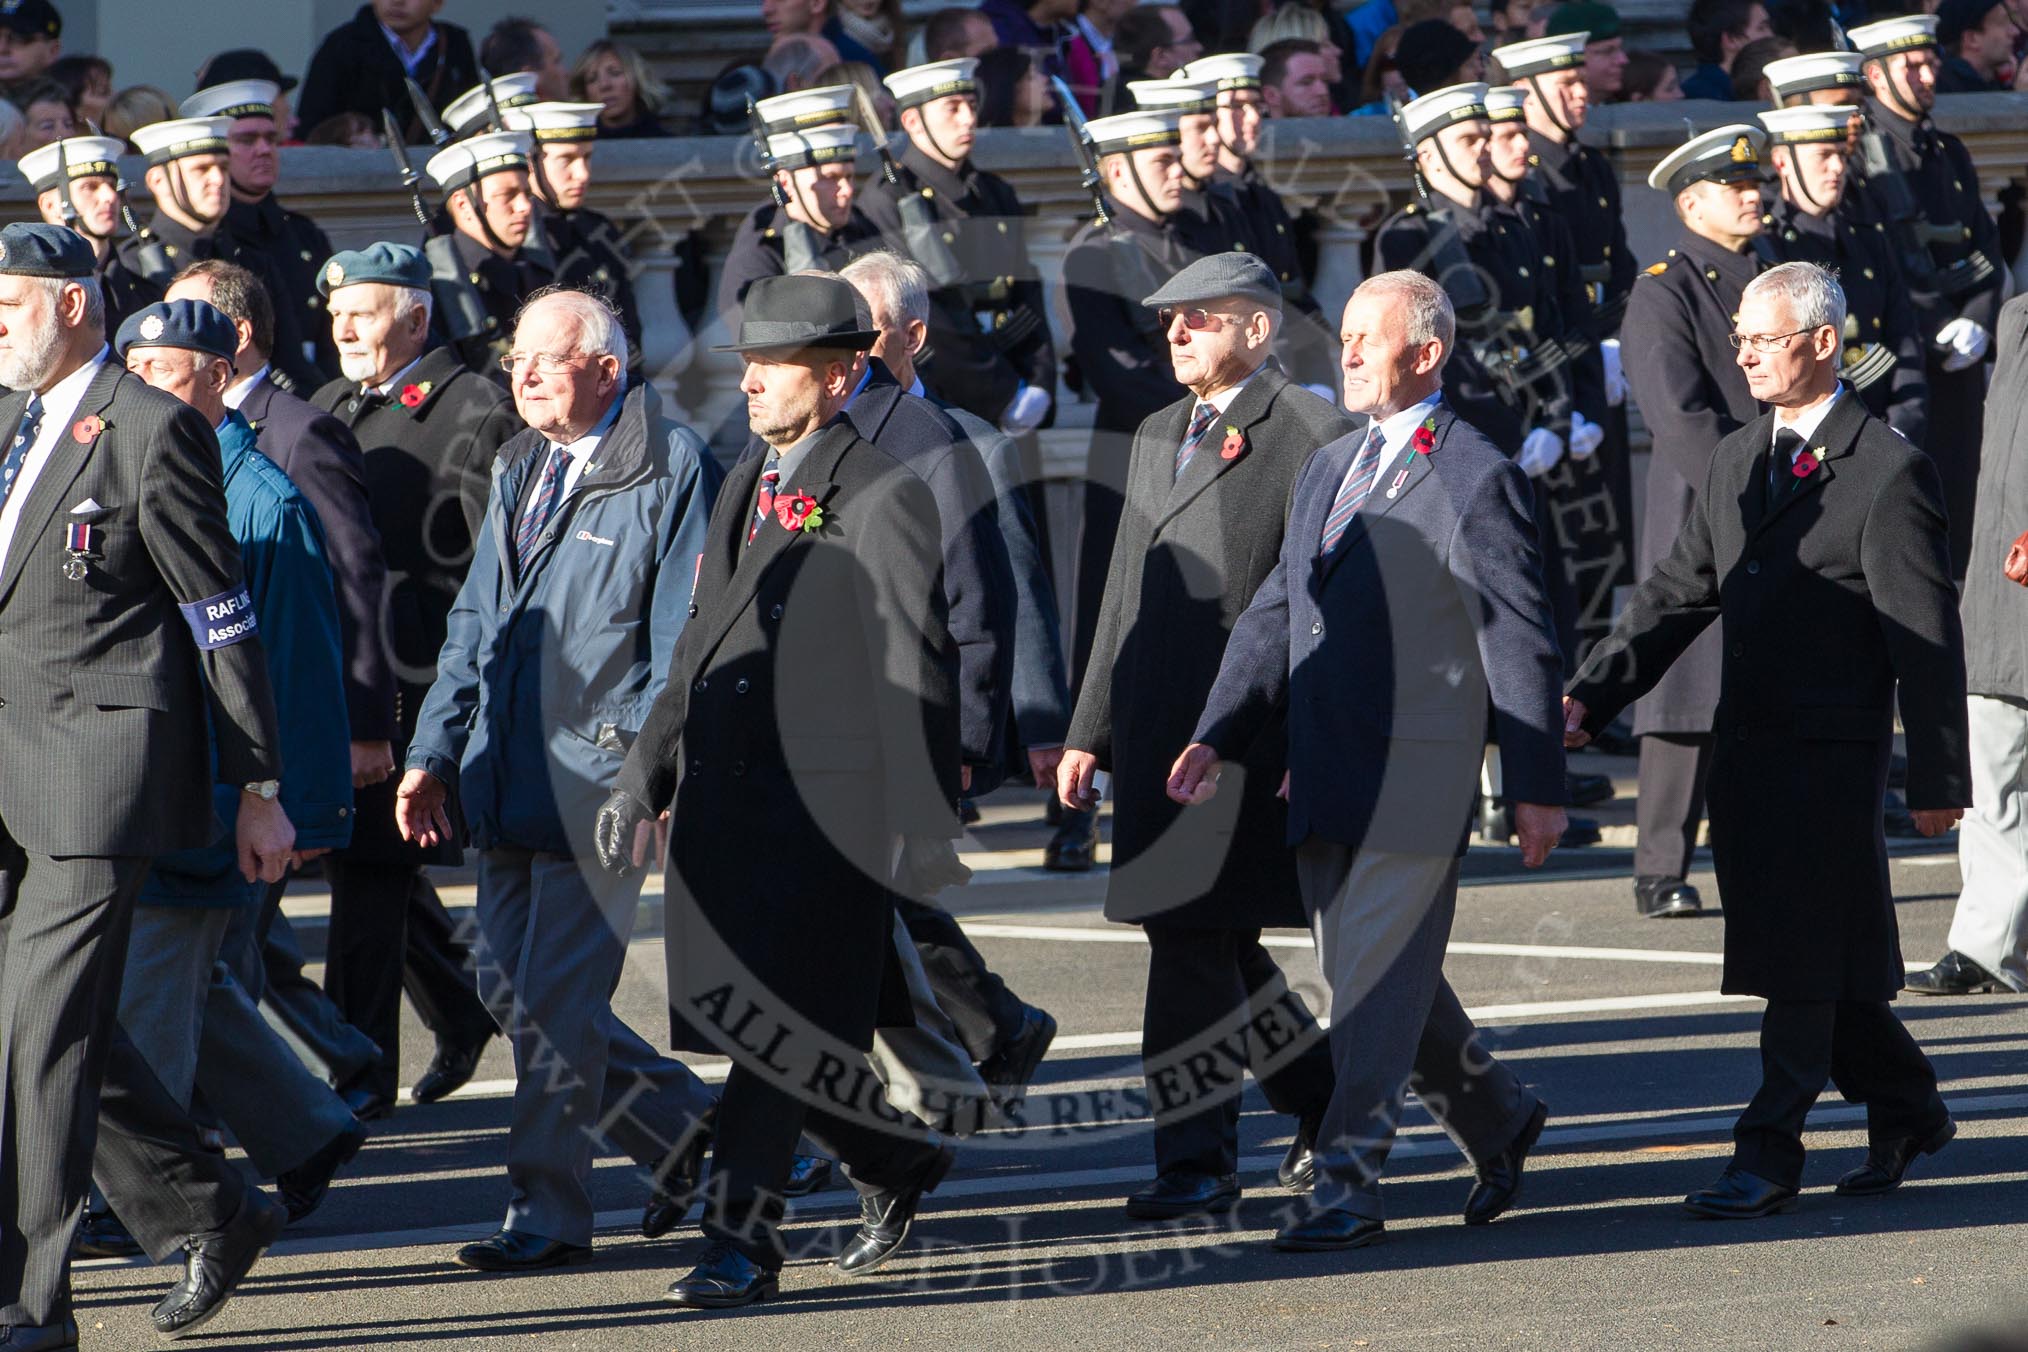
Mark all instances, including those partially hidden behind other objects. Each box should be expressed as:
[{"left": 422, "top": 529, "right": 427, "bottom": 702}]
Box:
[{"left": 71, "top": 789, "right": 2028, "bottom": 1352}]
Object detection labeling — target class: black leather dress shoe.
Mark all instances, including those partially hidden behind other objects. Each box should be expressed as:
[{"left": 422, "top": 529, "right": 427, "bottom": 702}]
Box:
[
  {"left": 1588, "top": 719, "right": 1638, "bottom": 756},
  {"left": 1559, "top": 815, "right": 1603, "bottom": 847},
  {"left": 151, "top": 1190, "right": 286, "bottom": 1338},
  {"left": 1043, "top": 794, "right": 1063, "bottom": 827},
  {"left": 1044, "top": 809, "right": 1099, "bottom": 871},
  {"left": 642, "top": 1115, "right": 715, "bottom": 1239},
  {"left": 1682, "top": 1169, "right": 1799, "bottom": 1219},
  {"left": 835, "top": 1141, "right": 955, "bottom": 1275},
  {"left": 1904, "top": 951, "right": 2007, "bottom": 996},
  {"left": 1124, "top": 1170, "right": 1241, "bottom": 1220},
  {"left": 453, "top": 1230, "right": 592, "bottom": 1272},
  {"left": 979, "top": 1005, "right": 1057, "bottom": 1101},
  {"left": 1278, "top": 1115, "right": 1321, "bottom": 1193},
  {"left": 1273, "top": 1207, "right": 1385, "bottom": 1252},
  {"left": 338, "top": 1081, "right": 394, "bottom": 1122},
  {"left": 664, "top": 1242, "right": 778, "bottom": 1309},
  {"left": 0, "top": 1319, "right": 78, "bottom": 1350},
  {"left": 781, "top": 1153, "right": 833, "bottom": 1198},
  {"left": 278, "top": 1119, "right": 367, "bottom": 1223},
  {"left": 1567, "top": 771, "right": 1616, "bottom": 808},
  {"left": 73, "top": 1207, "right": 143, "bottom": 1258},
  {"left": 1464, "top": 1100, "right": 1547, "bottom": 1225},
  {"left": 412, "top": 1037, "right": 490, "bottom": 1104},
  {"left": 1836, "top": 1116, "right": 1955, "bottom": 1195},
  {"left": 1635, "top": 876, "right": 1704, "bottom": 919}
]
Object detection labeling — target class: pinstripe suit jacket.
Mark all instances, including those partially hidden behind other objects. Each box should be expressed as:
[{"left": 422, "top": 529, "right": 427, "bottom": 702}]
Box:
[{"left": 0, "top": 356, "right": 281, "bottom": 857}]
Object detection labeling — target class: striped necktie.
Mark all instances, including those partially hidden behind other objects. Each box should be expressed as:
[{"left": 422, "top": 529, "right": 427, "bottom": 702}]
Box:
[
  {"left": 1319, "top": 421, "right": 1388, "bottom": 555},
  {"left": 515, "top": 445, "right": 567, "bottom": 566},
  {"left": 748, "top": 459, "right": 782, "bottom": 545},
  {"left": 1174, "top": 400, "right": 1218, "bottom": 481},
  {"left": 0, "top": 395, "right": 45, "bottom": 515}
]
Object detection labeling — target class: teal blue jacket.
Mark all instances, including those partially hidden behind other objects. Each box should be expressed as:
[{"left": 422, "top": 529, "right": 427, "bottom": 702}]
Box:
[{"left": 143, "top": 410, "right": 354, "bottom": 907}]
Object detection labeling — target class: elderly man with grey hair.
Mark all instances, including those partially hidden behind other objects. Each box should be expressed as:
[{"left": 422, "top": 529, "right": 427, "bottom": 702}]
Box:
[
  {"left": 399, "top": 286, "right": 725, "bottom": 1272},
  {"left": 1172, "top": 268, "right": 1566, "bottom": 1249},
  {"left": 1567, "top": 261, "right": 1970, "bottom": 1219}
]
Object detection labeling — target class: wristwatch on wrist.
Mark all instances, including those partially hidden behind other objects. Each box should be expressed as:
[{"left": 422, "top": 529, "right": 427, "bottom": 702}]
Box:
[{"left": 242, "top": 779, "right": 281, "bottom": 801}]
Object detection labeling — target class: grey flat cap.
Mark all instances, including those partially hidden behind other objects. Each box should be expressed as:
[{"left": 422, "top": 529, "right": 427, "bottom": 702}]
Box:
[{"left": 1142, "top": 251, "right": 1283, "bottom": 310}]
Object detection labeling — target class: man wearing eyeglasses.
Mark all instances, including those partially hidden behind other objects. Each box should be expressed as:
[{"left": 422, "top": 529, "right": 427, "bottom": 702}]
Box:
[
  {"left": 1566, "top": 261, "right": 1968, "bottom": 1219},
  {"left": 1060, "top": 251, "right": 1347, "bottom": 1223},
  {"left": 1613, "top": 124, "right": 1772, "bottom": 922},
  {"left": 399, "top": 286, "right": 724, "bottom": 1272}
]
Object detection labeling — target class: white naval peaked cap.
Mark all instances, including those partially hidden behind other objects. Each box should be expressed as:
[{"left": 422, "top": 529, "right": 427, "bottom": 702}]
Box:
[
  {"left": 1647, "top": 122, "right": 1767, "bottom": 194},
  {"left": 883, "top": 58, "right": 978, "bottom": 110},
  {"left": 501, "top": 101, "right": 605, "bottom": 142},
  {"left": 1490, "top": 32, "right": 1587, "bottom": 79},
  {"left": 1181, "top": 52, "right": 1264, "bottom": 90},
  {"left": 1396, "top": 82, "right": 1490, "bottom": 145},
  {"left": 1847, "top": 13, "right": 1939, "bottom": 58},
  {"left": 754, "top": 84, "right": 857, "bottom": 134},
  {"left": 178, "top": 78, "right": 280, "bottom": 121},
  {"left": 1128, "top": 75, "right": 1220, "bottom": 114},
  {"left": 1761, "top": 51, "right": 1867, "bottom": 99},
  {"left": 17, "top": 135, "right": 126, "bottom": 193},
  {"left": 129, "top": 116, "right": 233, "bottom": 165},
  {"left": 1484, "top": 86, "right": 1529, "bottom": 122},
  {"left": 1083, "top": 107, "right": 1183, "bottom": 155},
  {"left": 425, "top": 130, "right": 531, "bottom": 191},
  {"left": 1757, "top": 104, "right": 1858, "bottom": 144},
  {"left": 766, "top": 123, "right": 861, "bottom": 170},
  {"left": 442, "top": 73, "right": 542, "bottom": 136}
]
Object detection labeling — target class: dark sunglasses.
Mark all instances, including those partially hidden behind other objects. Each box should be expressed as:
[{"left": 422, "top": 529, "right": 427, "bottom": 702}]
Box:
[{"left": 1158, "top": 306, "right": 1232, "bottom": 331}]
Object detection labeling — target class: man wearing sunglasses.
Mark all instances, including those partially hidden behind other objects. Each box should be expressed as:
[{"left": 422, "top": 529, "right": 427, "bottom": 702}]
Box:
[
  {"left": 1566, "top": 261, "right": 1968, "bottom": 1220},
  {"left": 1060, "top": 251, "right": 1347, "bottom": 1223}
]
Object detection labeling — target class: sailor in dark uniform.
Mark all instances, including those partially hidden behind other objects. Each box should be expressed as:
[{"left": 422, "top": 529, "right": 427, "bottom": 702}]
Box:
[
  {"left": 423, "top": 128, "right": 550, "bottom": 379},
  {"left": 181, "top": 70, "right": 338, "bottom": 393},
  {"left": 1758, "top": 105, "right": 1928, "bottom": 443},
  {"left": 1057, "top": 106, "right": 1194, "bottom": 868},
  {"left": 1617, "top": 124, "right": 1774, "bottom": 921},
  {"left": 1127, "top": 75, "right": 1251, "bottom": 262},
  {"left": 499, "top": 98, "right": 646, "bottom": 382},
  {"left": 1764, "top": 49, "right": 1870, "bottom": 114},
  {"left": 716, "top": 85, "right": 885, "bottom": 329},
  {"left": 117, "top": 116, "right": 278, "bottom": 317},
  {"left": 1847, "top": 13, "right": 2006, "bottom": 577},
  {"left": 859, "top": 58, "right": 1056, "bottom": 436},
  {"left": 17, "top": 133, "right": 153, "bottom": 334}
]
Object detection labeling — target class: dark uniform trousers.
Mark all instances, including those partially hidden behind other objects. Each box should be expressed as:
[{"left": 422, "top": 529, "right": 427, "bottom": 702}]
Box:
[{"left": 1142, "top": 925, "right": 1336, "bottom": 1176}]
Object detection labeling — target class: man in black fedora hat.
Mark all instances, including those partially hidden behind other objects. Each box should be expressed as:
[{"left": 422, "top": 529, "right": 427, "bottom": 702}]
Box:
[{"left": 596, "top": 273, "right": 963, "bottom": 1309}]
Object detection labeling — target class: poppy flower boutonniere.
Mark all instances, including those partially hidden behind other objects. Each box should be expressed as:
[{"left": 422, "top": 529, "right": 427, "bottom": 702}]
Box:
[
  {"left": 1218, "top": 424, "right": 1247, "bottom": 461},
  {"left": 1791, "top": 448, "right": 1820, "bottom": 478},
  {"left": 71, "top": 413, "right": 107, "bottom": 445},
  {"left": 398, "top": 381, "right": 434, "bottom": 412},
  {"left": 1410, "top": 414, "right": 1438, "bottom": 458},
  {"left": 776, "top": 491, "right": 825, "bottom": 533}
]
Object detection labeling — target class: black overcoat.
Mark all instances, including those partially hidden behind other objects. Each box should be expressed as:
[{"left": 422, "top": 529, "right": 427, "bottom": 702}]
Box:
[{"left": 1570, "top": 393, "right": 1971, "bottom": 1001}]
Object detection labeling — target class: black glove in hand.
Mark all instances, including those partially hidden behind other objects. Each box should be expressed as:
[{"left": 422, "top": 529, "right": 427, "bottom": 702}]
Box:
[{"left": 593, "top": 789, "right": 654, "bottom": 876}]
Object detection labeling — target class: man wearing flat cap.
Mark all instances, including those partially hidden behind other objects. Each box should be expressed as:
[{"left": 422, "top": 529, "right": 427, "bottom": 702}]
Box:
[
  {"left": 0, "top": 222, "right": 294, "bottom": 1347},
  {"left": 309, "top": 242, "right": 521, "bottom": 1118},
  {"left": 599, "top": 272, "right": 963, "bottom": 1309},
  {"left": 1058, "top": 251, "right": 1344, "bottom": 1222}
]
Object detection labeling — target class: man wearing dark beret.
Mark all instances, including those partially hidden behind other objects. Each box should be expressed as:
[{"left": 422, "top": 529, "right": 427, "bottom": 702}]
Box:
[
  {"left": 0, "top": 223, "right": 294, "bottom": 1346},
  {"left": 1543, "top": 2, "right": 1628, "bottom": 101}
]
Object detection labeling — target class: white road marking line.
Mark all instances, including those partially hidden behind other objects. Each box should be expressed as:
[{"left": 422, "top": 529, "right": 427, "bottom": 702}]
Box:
[
  {"left": 959, "top": 922, "right": 1734, "bottom": 967},
  {"left": 75, "top": 1091, "right": 2028, "bottom": 1268}
]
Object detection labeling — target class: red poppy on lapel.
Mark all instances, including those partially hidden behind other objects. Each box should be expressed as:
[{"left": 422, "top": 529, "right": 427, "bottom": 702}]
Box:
[
  {"left": 1218, "top": 424, "right": 1247, "bottom": 461},
  {"left": 1791, "top": 450, "right": 1819, "bottom": 478},
  {"left": 1410, "top": 415, "right": 1437, "bottom": 456},
  {"left": 399, "top": 381, "right": 433, "bottom": 410},
  {"left": 71, "top": 414, "right": 106, "bottom": 444},
  {"left": 776, "top": 490, "right": 824, "bottom": 532}
]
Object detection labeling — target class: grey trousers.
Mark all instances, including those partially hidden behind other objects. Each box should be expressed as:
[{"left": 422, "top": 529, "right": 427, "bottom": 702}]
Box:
[
  {"left": 118, "top": 905, "right": 233, "bottom": 1106},
  {"left": 1295, "top": 840, "right": 1538, "bottom": 1220},
  {"left": 1635, "top": 733, "right": 1713, "bottom": 881},
  {"left": 473, "top": 847, "right": 717, "bottom": 1247},
  {"left": 1948, "top": 694, "right": 2028, "bottom": 991},
  {"left": 872, "top": 909, "right": 993, "bottom": 1136}
]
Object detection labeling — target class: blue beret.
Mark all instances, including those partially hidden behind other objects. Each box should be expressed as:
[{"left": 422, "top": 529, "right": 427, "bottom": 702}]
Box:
[
  {"left": 316, "top": 242, "right": 431, "bottom": 297},
  {"left": 115, "top": 299, "right": 240, "bottom": 363},
  {"left": 0, "top": 222, "right": 96, "bottom": 280}
]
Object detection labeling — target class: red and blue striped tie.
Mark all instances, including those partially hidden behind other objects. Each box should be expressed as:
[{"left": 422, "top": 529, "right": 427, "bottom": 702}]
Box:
[
  {"left": 1174, "top": 400, "right": 1218, "bottom": 481},
  {"left": 1319, "top": 422, "right": 1388, "bottom": 555},
  {"left": 515, "top": 446, "right": 567, "bottom": 567}
]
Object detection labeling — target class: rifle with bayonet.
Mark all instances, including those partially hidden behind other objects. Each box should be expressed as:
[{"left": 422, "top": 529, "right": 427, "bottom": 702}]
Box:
[
  {"left": 405, "top": 77, "right": 451, "bottom": 148},
  {"left": 385, "top": 109, "right": 430, "bottom": 225},
  {"left": 1049, "top": 76, "right": 1109, "bottom": 228},
  {"left": 855, "top": 83, "right": 962, "bottom": 287}
]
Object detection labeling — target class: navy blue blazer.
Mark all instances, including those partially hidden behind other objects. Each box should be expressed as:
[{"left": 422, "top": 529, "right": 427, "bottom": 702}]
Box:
[
  {"left": 1193, "top": 399, "right": 1568, "bottom": 854},
  {"left": 239, "top": 369, "right": 398, "bottom": 744}
]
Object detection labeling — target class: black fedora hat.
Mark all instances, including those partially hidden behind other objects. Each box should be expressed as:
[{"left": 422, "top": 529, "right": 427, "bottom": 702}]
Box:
[{"left": 715, "top": 274, "right": 881, "bottom": 355}]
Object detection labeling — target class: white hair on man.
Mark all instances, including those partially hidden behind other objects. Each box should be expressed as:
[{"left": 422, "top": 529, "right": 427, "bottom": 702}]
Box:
[
  {"left": 839, "top": 251, "right": 932, "bottom": 329},
  {"left": 1743, "top": 260, "right": 1846, "bottom": 342},
  {"left": 517, "top": 284, "right": 628, "bottom": 374},
  {"left": 395, "top": 283, "right": 433, "bottom": 325},
  {"left": 1355, "top": 268, "right": 1455, "bottom": 355}
]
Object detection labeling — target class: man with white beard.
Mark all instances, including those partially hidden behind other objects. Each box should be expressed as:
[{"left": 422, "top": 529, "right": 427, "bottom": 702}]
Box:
[{"left": 305, "top": 243, "right": 523, "bottom": 1117}]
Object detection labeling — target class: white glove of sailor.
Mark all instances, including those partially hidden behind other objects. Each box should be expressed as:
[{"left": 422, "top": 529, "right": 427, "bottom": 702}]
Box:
[
  {"left": 1517, "top": 427, "right": 1566, "bottom": 478},
  {"left": 1568, "top": 410, "right": 1605, "bottom": 461},
  {"left": 1600, "top": 337, "right": 1627, "bottom": 407},
  {"left": 999, "top": 381, "right": 1052, "bottom": 435},
  {"left": 1935, "top": 317, "right": 1990, "bottom": 373}
]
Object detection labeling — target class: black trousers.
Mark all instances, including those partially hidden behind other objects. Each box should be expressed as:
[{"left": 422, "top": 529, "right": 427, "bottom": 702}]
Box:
[
  {"left": 702, "top": 1062, "right": 944, "bottom": 1269},
  {"left": 321, "top": 858, "right": 495, "bottom": 1097},
  {"left": 1141, "top": 925, "right": 1335, "bottom": 1177},
  {"left": 93, "top": 1024, "right": 249, "bottom": 1262},
  {"left": 1635, "top": 732, "right": 1714, "bottom": 881},
  {"left": 893, "top": 893, "right": 1026, "bottom": 1063},
  {"left": 1731, "top": 998, "right": 1945, "bottom": 1189},
  {"left": 1070, "top": 477, "right": 1125, "bottom": 695}
]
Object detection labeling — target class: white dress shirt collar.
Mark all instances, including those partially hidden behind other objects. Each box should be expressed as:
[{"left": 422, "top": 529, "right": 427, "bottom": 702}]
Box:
[
  {"left": 224, "top": 362, "right": 270, "bottom": 411},
  {"left": 372, "top": 356, "right": 427, "bottom": 399},
  {"left": 1198, "top": 364, "right": 1264, "bottom": 417},
  {"left": 1372, "top": 389, "right": 1444, "bottom": 456},
  {"left": 1771, "top": 382, "right": 1846, "bottom": 458},
  {"left": 0, "top": 345, "right": 111, "bottom": 578}
]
